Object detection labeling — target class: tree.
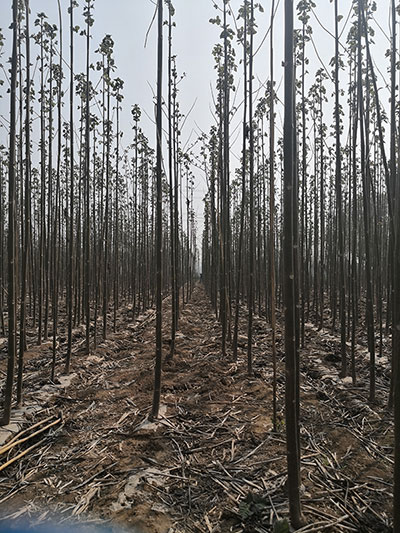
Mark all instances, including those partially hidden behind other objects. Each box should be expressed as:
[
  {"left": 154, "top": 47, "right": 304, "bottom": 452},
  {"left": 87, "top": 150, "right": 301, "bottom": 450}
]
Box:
[
  {"left": 334, "top": 0, "right": 345, "bottom": 372},
  {"left": 166, "top": 0, "right": 178, "bottom": 361},
  {"left": 151, "top": 0, "right": 163, "bottom": 420},
  {"left": 84, "top": 1, "right": 93, "bottom": 353},
  {"left": 65, "top": 0, "right": 77, "bottom": 374},
  {"left": 391, "top": 0, "right": 400, "bottom": 527},
  {"left": 1, "top": 0, "right": 18, "bottom": 426},
  {"left": 17, "top": 0, "right": 32, "bottom": 404},
  {"left": 283, "top": 0, "right": 304, "bottom": 527},
  {"left": 357, "top": 0, "right": 375, "bottom": 402},
  {"left": 269, "top": 0, "right": 277, "bottom": 431},
  {"left": 232, "top": 0, "right": 248, "bottom": 363},
  {"left": 247, "top": 0, "right": 255, "bottom": 375}
]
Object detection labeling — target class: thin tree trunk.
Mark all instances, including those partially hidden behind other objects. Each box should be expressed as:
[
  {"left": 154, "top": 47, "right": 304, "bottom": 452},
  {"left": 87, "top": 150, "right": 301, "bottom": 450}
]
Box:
[
  {"left": 65, "top": 0, "right": 75, "bottom": 374},
  {"left": 151, "top": 0, "right": 163, "bottom": 421},
  {"left": 247, "top": 0, "right": 255, "bottom": 376},
  {"left": 17, "top": 0, "right": 32, "bottom": 404},
  {"left": 335, "top": 0, "right": 346, "bottom": 377},
  {"left": 84, "top": 1, "right": 91, "bottom": 354},
  {"left": 269, "top": 0, "right": 277, "bottom": 431},
  {"left": 232, "top": 0, "right": 247, "bottom": 362},
  {"left": 283, "top": 0, "right": 304, "bottom": 527},
  {"left": 1, "top": 0, "right": 18, "bottom": 426}
]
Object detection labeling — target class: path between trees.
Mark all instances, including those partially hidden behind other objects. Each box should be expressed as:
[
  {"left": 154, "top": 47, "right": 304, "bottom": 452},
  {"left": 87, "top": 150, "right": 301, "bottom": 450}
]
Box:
[{"left": 0, "top": 285, "right": 394, "bottom": 532}]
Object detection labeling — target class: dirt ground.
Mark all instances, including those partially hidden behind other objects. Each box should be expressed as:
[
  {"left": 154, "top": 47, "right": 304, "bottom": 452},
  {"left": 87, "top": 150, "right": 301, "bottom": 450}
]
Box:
[{"left": 0, "top": 285, "right": 394, "bottom": 532}]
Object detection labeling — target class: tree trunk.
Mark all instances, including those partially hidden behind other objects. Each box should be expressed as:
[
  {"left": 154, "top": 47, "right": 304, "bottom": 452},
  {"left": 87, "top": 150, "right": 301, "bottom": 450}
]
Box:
[
  {"left": 283, "top": 0, "right": 304, "bottom": 527},
  {"left": 151, "top": 0, "right": 163, "bottom": 421},
  {"left": 1, "top": 0, "right": 18, "bottom": 426}
]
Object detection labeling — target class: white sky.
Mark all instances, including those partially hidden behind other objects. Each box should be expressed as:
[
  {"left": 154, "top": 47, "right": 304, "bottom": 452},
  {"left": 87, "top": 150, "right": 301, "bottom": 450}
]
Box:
[{"left": 0, "top": 0, "right": 394, "bottom": 238}]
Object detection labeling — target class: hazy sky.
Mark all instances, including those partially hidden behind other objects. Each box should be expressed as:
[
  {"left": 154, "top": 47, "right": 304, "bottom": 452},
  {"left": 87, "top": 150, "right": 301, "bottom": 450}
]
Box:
[{"left": 0, "top": 0, "right": 394, "bottom": 235}]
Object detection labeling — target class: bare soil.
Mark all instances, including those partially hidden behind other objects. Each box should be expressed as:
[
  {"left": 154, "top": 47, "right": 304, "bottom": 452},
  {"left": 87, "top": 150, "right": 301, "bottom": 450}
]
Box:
[{"left": 0, "top": 285, "right": 394, "bottom": 532}]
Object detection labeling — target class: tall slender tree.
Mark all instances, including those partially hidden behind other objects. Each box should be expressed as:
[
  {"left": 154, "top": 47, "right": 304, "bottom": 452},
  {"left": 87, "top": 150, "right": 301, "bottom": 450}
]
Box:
[
  {"left": 166, "top": 0, "right": 177, "bottom": 361},
  {"left": 17, "top": 0, "right": 32, "bottom": 404},
  {"left": 334, "top": 0, "right": 346, "bottom": 378},
  {"left": 232, "top": 1, "right": 247, "bottom": 363},
  {"left": 84, "top": 0, "right": 93, "bottom": 354},
  {"left": 65, "top": 0, "right": 77, "bottom": 374},
  {"left": 269, "top": 0, "right": 277, "bottom": 431},
  {"left": 1, "top": 0, "right": 18, "bottom": 426},
  {"left": 247, "top": 0, "right": 255, "bottom": 375},
  {"left": 151, "top": 0, "right": 163, "bottom": 420},
  {"left": 283, "top": 0, "right": 304, "bottom": 527}
]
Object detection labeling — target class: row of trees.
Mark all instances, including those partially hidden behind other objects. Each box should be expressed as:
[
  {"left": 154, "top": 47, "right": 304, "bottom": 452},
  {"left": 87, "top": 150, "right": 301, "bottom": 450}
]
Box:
[
  {"left": 200, "top": 0, "right": 400, "bottom": 528},
  {"left": 2, "top": 0, "right": 400, "bottom": 529},
  {"left": 0, "top": 0, "right": 198, "bottom": 425}
]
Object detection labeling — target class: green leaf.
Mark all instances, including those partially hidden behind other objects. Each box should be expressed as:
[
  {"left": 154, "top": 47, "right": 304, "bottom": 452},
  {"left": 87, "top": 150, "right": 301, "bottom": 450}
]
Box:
[
  {"left": 273, "top": 519, "right": 291, "bottom": 533},
  {"left": 239, "top": 501, "right": 252, "bottom": 520}
]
